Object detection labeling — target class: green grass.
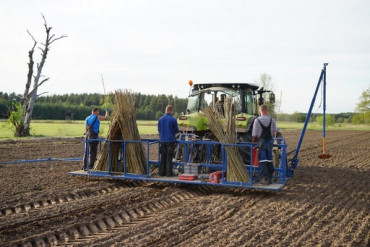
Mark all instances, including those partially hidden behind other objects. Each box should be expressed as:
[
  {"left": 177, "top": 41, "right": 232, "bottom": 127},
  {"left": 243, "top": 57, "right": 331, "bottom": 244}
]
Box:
[
  {"left": 0, "top": 119, "right": 368, "bottom": 139},
  {"left": 0, "top": 120, "right": 158, "bottom": 139},
  {"left": 276, "top": 121, "right": 370, "bottom": 131}
]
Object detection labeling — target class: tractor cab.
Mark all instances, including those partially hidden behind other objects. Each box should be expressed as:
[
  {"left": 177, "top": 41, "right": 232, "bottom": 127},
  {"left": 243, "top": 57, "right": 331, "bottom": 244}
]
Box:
[{"left": 178, "top": 82, "right": 275, "bottom": 136}]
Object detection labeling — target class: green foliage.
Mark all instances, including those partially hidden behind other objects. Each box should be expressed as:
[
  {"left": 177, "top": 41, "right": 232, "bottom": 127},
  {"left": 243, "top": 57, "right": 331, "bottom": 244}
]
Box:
[
  {"left": 101, "top": 94, "right": 114, "bottom": 110},
  {"left": 7, "top": 103, "right": 26, "bottom": 137},
  {"left": 351, "top": 86, "right": 370, "bottom": 125},
  {"left": 351, "top": 112, "right": 370, "bottom": 124},
  {"left": 0, "top": 92, "right": 188, "bottom": 121},
  {"left": 0, "top": 101, "right": 7, "bottom": 118},
  {"left": 155, "top": 110, "right": 163, "bottom": 119},
  {"left": 292, "top": 112, "right": 306, "bottom": 123},
  {"left": 356, "top": 85, "right": 370, "bottom": 113},
  {"left": 315, "top": 114, "right": 336, "bottom": 126}
]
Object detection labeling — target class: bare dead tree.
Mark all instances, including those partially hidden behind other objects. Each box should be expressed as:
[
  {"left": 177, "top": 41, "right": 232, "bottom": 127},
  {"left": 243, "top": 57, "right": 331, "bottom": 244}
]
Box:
[
  {"left": 21, "top": 30, "right": 37, "bottom": 107},
  {"left": 13, "top": 14, "right": 67, "bottom": 137}
]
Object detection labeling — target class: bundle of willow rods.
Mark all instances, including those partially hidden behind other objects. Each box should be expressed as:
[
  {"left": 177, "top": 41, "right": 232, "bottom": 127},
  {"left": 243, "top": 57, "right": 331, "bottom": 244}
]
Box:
[
  {"left": 204, "top": 97, "right": 250, "bottom": 182},
  {"left": 94, "top": 90, "right": 147, "bottom": 174}
]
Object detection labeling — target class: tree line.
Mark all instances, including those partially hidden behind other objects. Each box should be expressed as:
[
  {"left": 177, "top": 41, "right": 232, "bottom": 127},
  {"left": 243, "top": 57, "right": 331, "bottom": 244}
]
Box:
[
  {"left": 1, "top": 87, "right": 368, "bottom": 123},
  {"left": 0, "top": 92, "right": 188, "bottom": 120}
]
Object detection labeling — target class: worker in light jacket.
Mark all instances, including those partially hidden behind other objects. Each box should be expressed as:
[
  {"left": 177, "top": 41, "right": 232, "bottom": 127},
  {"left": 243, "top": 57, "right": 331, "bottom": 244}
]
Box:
[
  {"left": 82, "top": 108, "right": 109, "bottom": 170},
  {"left": 158, "top": 105, "right": 179, "bottom": 176},
  {"left": 252, "top": 105, "right": 277, "bottom": 184}
]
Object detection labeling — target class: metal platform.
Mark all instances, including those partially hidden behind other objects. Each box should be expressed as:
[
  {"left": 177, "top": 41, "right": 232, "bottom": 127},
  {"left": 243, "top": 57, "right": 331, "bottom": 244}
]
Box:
[
  {"left": 71, "top": 138, "right": 289, "bottom": 192},
  {"left": 69, "top": 170, "right": 285, "bottom": 191}
]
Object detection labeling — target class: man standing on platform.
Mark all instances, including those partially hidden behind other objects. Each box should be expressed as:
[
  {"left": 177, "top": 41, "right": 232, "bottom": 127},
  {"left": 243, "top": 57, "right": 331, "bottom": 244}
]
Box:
[
  {"left": 252, "top": 105, "right": 277, "bottom": 184},
  {"left": 158, "top": 105, "right": 179, "bottom": 176},
  {"left": 82, "top": 108, "right": 109, "bottom": 170}
]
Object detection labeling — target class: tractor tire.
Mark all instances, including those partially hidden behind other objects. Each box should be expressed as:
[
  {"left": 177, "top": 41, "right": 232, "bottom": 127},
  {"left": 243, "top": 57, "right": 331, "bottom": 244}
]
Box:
[{"left": 237, "top": 131, "right": 253, "bottom": 164}]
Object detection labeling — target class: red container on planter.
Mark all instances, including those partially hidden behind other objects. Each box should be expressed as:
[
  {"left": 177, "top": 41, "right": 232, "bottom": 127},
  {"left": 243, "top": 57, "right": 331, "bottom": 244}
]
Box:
[
  {"left": 209, "top": 171, "right": 224, "bottom": 183},
  {"left": 179, "top": 174, "right": 197, "bottom": 181}
]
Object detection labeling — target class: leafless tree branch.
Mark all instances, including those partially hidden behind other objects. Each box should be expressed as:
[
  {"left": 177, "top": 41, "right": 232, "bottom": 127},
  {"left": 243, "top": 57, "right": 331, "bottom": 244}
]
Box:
[
  {"left": 49, "top": 35, "right": 68, "bottom": 44},
  {"left": 26, "top": 30, "right": 37, "bottom": 46},
  {"left": 37, "top": 92, "right": 49, "bottom": 97},
  {"left": 21, "top": 31, "right": 38, "bottom": 105},
  {"left": 27, "top": 77, "right": 50, "bottom": 98}
]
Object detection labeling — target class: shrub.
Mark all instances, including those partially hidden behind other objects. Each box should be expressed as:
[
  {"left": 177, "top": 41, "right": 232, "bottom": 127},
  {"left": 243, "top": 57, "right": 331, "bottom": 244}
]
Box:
[{"left": 316, "top": 114, "right": 335, "bottom": 126}]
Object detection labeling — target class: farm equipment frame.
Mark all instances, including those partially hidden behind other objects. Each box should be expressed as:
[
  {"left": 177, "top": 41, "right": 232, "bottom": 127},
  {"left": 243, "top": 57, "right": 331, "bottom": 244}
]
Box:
[
  {"left": 70, "top": 63, "right": 329, "bottom": 192},
  {"left": 70, "top": 137, "right": 288, "bottom": 191}
]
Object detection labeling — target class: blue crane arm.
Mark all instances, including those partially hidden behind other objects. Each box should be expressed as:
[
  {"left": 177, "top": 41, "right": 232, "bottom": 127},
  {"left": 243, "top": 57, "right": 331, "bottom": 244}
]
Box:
[{"left": 290, "top": 63, "right": 328, "bottom": 172}]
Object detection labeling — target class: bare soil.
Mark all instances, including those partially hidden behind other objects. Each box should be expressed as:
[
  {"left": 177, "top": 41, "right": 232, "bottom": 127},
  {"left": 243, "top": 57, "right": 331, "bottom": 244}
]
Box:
[{"left": 0, "top": 130, "right": 369, "bottom": 246}]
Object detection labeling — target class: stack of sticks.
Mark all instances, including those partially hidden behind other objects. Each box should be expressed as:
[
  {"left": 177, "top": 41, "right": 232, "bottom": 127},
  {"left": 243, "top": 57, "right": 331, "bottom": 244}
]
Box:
[
  {"left": 204, "top": 97, "right": 250, "bottom": 182},
  {"left": 94, "top": 90, "right": 147, "bottom": 174}
]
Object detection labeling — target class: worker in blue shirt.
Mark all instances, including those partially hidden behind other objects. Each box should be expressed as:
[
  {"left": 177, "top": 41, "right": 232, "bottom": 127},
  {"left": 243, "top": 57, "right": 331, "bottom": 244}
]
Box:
[
  {"left": 158, "top": 105, "right": 179, "bottom": 176},
  {"left": 82, "top": 108, "right": 109, "bottom": 170}
]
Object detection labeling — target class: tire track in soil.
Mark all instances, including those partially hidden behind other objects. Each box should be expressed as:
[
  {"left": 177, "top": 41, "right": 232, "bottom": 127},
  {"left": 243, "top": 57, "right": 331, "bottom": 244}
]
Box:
[
  {"left": 143, "top": 199, "right": 241, "bottom": 247},
  {"left": 10, "top": 191, "right": 199, "bottom": 247},
  {"left": 91, "top": 193, "right": 229, "bottom": 246},
  {"left": 89, "top": 190, "right": 252, "bottom": 247},
  {"left": 1, "top": 182, "right": 164, "bottom": 245},
  {"left": 75, "top": 191, "right": 204, "bottom": 247},
  {"left": 163, "top": 195, "right": 257, "bottom": 247},
  {"left": 0, "top": 181, "right": 140, "bottom": 217}
]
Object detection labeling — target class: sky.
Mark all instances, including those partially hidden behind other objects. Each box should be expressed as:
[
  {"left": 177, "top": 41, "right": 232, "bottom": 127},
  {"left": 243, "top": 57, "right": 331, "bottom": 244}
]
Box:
[{"left": 0, "top": 0, "right": 369, "bottom": 113}]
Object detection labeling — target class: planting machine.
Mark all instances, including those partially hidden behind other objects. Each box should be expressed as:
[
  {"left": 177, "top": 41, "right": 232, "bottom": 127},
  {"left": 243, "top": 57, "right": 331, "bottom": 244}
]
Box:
[{"left": 70, "top": 64, "right": 330, "bottom": 192}]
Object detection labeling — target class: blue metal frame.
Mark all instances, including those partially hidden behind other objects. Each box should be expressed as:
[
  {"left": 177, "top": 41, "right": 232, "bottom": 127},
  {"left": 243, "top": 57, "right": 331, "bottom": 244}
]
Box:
[
  {"left": 72, "top": 137, "right": 289, "bottom": 191},
  {"left": 290, "top": 63, "right": 328, "bottom": 176},
  {"left": 0, "top": 157, "right": 82, "bottom": 165}
]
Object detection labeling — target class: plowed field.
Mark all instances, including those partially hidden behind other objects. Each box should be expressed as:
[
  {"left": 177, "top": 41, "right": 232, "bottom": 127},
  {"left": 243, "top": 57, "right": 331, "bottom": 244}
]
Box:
[{"left": 0, "top": 130, "right": 369, "bottom": 246}]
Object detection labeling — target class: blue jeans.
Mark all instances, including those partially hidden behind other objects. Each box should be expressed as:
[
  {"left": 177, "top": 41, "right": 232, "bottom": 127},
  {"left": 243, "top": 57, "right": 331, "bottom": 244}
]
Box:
[
  {"left": 258, "top": 140, "right": 274, "bottom": 179},
  {"left": 159, "top": 142, "right": 175, "bottom": 176}
]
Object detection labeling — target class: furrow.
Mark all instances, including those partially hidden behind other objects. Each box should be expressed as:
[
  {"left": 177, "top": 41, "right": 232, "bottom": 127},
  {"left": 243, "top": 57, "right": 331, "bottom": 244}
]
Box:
[
  {"left": 87, "top": 193, "right": 202, "bottom": 246},
  {"left": 318, "top": 193, "right": 369, "bottom": 246},
  {"left": 12, "top": 190, "right": 199, "bottom": 246},
  {"left": 276, "top": 184, "right": 351, "bottom": 246},
  {"left": 193, "top": 194, "right": 273, "bottom": 246},
  {"left": 165, "top": 196, "right": 250, "bottom": 246},
  {"left": 191, "top": 193, "right": 268, "bottom": 246},
  {"left": 0, "top": 183, "right": 131, "bottom": 217}
]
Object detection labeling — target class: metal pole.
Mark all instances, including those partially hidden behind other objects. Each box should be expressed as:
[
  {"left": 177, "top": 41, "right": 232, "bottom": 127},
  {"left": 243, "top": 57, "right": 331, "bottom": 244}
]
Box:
[
  {"left": 291, "top": 64, "right": 326, "bottom": 168},
  {"left": 322, "top": 63, "right": 327, "bottom": 154}
]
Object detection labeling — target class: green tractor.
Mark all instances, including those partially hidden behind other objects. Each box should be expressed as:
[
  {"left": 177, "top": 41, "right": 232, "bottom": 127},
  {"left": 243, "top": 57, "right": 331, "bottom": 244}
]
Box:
[{"left": 176, "top": 81, "right": 276, "bottom": 164}]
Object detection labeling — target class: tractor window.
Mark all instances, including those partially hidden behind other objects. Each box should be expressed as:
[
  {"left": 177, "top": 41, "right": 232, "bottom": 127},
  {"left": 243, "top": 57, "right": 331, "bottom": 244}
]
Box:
[
  {"left": 200, "top": 91, "right": 214, "bottom": 110},
  {"left": 246, "top": 90, "right": 254, "bottom": 115},
  {"left": 233, "top": 94, "right": 241, "bottom": 113},
  {"left": 187, "top": 94, "right": 200, "bottom": 114},
  {"left": 240, "top": 89, "right": 254, "bottom": 115}
]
